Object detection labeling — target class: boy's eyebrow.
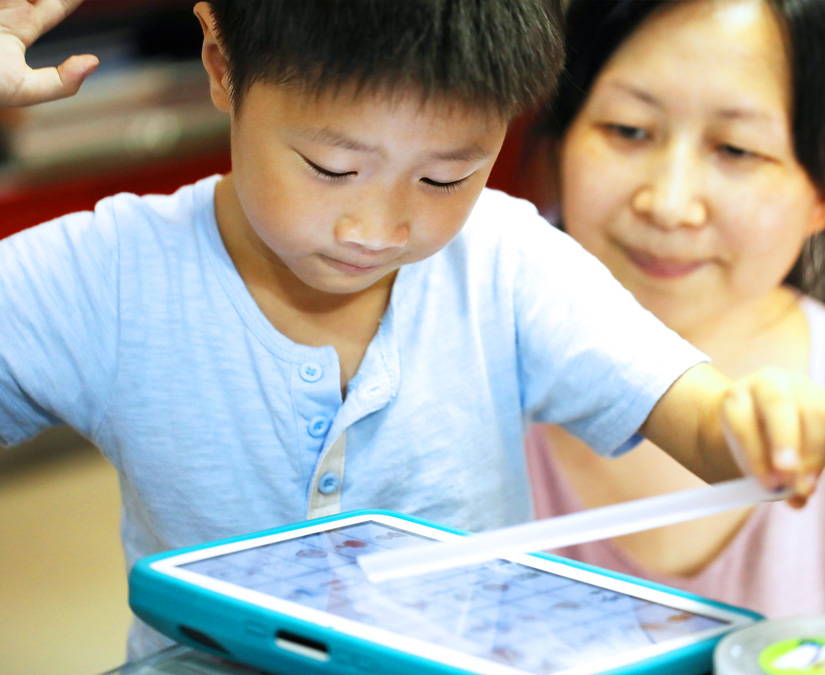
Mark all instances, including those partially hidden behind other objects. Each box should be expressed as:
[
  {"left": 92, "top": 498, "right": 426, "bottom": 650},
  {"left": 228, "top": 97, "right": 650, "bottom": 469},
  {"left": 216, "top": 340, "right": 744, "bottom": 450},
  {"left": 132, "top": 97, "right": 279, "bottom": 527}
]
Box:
[
  {"left": 294, "top": 127, "right": 377, "bottom": 153},
  {"left": 428, "top": 145, "right": 492, "bottom": 162},
  {"left": 292, "top": 126, "right": 492, "bottom": 161}
]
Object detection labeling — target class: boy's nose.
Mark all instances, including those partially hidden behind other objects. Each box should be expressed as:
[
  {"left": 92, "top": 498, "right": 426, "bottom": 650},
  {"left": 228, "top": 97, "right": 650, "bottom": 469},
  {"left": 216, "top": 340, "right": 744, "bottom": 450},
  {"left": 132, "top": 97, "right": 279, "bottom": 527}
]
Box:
[
  {"left": 631, "top": 146, "right": 709, "bottom": 230},
  {"left": 334, "top": 214, "right": 410, "bottom": 252}
]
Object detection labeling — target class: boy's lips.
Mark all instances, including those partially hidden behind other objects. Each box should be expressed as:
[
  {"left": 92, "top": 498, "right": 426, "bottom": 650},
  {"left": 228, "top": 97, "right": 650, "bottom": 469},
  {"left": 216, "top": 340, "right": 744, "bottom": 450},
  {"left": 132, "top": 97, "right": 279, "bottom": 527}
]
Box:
[
  {"left": 623, "top": 247, "right": 706, "bottom": 279},
  {"left": 320, "top": 254, "right": 387, "bottom": 274}
]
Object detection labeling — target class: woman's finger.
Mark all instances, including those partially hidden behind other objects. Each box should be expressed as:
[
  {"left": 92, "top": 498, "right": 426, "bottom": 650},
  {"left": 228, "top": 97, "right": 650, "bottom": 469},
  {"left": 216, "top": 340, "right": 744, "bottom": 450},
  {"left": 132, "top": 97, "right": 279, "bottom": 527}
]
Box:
[
  {"left": 720, "top": 383, "right": 773, "bottom": 487},
  {"left": 750, "top": 370, "right": 801, "bottom": 489},
  {"left": 798, "top": 389, "right": 825, "bottom": 497}
]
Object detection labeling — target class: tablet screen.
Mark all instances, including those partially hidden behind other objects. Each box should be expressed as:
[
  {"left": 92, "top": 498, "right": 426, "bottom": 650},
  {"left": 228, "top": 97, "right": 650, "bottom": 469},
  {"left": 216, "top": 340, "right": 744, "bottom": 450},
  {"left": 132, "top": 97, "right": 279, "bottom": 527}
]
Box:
[{"left": 178, "top": 521, "right": 728, "bottom": 673}]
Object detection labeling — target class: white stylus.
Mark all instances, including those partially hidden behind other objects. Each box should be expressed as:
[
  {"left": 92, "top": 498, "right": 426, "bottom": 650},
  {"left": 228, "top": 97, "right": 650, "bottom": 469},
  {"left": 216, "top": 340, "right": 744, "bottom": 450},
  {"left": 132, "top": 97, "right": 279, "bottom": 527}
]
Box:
[{"left": 358, "top": 476, "right": 790, "bottom": 582}]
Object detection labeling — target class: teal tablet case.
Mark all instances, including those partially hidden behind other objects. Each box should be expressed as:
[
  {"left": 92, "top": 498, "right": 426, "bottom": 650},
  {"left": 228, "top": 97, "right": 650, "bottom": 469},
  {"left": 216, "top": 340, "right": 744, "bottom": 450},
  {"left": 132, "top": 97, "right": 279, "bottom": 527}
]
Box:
[{"left": 129, "top": 509, "right": 762, "bottom": 675}]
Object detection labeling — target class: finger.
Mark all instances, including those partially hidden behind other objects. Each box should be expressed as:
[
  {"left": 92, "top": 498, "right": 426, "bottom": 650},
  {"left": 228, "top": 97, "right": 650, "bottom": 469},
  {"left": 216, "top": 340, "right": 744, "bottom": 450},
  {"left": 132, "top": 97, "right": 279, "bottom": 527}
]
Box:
[
  {"left": 13, "top": 52, "right": 97, "bottom": 105},
  {"left": 799, "top": 402, "right": 825, "bottom": 498},
  {"left": 720, "top": 384, "right": 774, "bottom": 487},
  {"left": 751, "top": 372, "right": 801, "bottom": 489}
]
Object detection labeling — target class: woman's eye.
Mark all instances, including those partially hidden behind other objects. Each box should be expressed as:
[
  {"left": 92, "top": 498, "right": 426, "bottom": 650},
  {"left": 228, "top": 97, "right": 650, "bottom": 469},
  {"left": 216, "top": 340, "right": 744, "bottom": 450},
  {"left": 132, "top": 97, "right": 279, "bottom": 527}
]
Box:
[
  {"left": 718, "top": 144, "right": 758, "bottom": 161},
  {"left": 606, "top": 123, "right": 649, "bottom": 142},
  {"left": 302, "top": 156, "right": 356, "bottom": 181},
  {"left": 420, "top": 176, "right": 468, "bottom": 193}
]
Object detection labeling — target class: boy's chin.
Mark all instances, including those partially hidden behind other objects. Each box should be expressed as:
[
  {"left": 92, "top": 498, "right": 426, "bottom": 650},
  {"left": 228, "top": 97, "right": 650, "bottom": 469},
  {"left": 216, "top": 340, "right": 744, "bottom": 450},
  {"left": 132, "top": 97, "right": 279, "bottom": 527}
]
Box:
[{"left": 298, "top": 269, "right": 395, "bottom": 297}]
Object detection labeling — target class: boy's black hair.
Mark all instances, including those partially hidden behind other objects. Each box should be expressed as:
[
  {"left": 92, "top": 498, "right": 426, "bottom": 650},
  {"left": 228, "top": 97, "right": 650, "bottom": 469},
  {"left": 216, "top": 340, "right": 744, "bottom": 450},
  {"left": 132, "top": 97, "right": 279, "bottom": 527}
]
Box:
[
  {"left": 540, "top": 0, "right": 825, "bottom": 301},
  {"left": 206, "top": 0, "right": 563, "bottom": 119}
]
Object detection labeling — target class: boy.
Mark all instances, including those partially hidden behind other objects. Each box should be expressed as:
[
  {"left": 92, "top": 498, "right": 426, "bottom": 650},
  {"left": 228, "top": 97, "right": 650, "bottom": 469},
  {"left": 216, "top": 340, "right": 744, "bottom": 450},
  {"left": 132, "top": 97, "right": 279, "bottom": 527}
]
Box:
[{"left": 1, "top": 0, "right": 824, "bottom": 659}]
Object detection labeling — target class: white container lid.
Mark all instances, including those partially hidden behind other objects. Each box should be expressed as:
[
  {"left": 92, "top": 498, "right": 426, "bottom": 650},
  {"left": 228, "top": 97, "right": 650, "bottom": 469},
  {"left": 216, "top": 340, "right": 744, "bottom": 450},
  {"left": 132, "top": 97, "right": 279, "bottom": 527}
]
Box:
[{"left": 714, "top": 615, "right": 825, "bottom": 675}]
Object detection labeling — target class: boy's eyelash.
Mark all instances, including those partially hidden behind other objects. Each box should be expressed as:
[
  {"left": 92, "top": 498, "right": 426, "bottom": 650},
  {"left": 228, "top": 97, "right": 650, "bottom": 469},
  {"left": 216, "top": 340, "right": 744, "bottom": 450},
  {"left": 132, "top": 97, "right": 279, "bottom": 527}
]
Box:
[
  {"left": 302, "top": 157, "right": 355, "bottom": 181},
  {"left": 301, "top": 153, "right": 468, "bottom": 192},
  {"left": 420, "top": 176, "right": 468, "bottom": 193}
]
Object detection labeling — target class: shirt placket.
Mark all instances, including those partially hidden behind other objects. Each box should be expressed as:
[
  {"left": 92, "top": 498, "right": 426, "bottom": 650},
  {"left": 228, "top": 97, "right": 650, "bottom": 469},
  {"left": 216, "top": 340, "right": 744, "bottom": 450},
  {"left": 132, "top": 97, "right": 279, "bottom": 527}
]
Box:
[
  {"left": 299, "top": 305, "right": 399, "bottom": 519},
  {"left": 292, "top": 352, "right": 341, "bottom": 515}
]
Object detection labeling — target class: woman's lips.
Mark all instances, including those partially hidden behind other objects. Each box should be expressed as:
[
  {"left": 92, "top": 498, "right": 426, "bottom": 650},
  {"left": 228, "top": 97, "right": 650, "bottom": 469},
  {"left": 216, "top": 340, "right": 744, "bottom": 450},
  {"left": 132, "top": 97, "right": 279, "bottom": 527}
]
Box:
[{"left": 624, "top": 247, "right": 706, "bottom": 279}]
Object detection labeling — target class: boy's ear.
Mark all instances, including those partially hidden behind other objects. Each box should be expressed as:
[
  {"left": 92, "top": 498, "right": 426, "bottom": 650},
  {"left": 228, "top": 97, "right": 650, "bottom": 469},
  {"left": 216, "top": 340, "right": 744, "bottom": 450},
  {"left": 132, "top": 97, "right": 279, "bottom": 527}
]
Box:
[{"left": 193, "top": 2, "right": 232, "bottom": 113}]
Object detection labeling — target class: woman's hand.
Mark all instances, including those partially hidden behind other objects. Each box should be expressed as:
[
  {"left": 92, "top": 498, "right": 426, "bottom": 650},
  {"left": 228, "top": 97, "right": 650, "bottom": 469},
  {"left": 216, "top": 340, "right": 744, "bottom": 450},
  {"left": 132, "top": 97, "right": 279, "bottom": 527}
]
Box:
[
  {"left": 721, "top": 367, "right": 825, "bottom": 508},
  {"left": 643, "top": 363, "right": 825, "bottom": 508},
  {"left": 0, "top": 0, "right": 98, "bottom": 106}
]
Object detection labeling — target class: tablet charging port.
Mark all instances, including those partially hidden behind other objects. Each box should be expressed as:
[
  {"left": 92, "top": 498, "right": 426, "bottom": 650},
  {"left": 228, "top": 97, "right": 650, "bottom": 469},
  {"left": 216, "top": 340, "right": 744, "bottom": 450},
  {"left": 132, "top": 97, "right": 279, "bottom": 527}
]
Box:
[{"left": 275, "top": 629, "right": 329, "bottom": 662}]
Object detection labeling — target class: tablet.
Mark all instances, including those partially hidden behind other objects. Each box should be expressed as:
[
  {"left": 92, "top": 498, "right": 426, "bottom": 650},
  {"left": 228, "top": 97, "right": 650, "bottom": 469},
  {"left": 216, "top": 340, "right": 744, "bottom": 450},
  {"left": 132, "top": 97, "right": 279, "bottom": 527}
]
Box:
[{"left": 129, "top": 510, "right": 760, "bottom": 675}]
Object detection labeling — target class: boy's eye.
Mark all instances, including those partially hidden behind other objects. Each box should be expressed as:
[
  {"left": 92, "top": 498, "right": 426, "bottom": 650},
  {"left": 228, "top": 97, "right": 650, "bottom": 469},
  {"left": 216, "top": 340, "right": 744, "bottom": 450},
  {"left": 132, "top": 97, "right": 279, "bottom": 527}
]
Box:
[
  {"left": 420, "top": 176, "right": 469, "bottom": 193},
  {"left": 302, "top": 156, "right": 356, "bottom": 181}
]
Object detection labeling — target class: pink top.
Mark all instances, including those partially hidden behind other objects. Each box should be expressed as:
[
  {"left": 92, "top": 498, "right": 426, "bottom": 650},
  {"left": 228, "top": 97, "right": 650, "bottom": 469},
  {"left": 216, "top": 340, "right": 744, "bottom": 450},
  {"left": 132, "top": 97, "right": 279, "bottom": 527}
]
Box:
[{"left": 525, "top": 295, "right": 825, "bottom": 618}]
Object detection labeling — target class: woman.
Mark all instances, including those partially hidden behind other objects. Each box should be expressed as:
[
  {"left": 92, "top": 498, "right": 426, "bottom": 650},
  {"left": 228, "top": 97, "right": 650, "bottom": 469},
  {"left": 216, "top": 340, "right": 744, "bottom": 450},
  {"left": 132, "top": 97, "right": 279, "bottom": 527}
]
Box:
[{"left": 526, "top": 0, "right": 825, "bottom": 617}]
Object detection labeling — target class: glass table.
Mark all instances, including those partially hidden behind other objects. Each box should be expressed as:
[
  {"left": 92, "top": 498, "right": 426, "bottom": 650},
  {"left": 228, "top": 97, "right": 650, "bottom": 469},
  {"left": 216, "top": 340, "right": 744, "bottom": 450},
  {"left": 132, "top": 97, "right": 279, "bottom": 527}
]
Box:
[{"left": 102, "top": 645, "right": 269, "bottom": 674}]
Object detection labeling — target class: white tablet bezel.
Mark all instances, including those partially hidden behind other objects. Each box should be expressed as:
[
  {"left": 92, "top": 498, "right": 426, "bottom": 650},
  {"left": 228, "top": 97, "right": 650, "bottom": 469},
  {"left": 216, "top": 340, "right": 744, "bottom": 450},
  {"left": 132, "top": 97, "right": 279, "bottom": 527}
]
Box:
[{"left": 149, "top": 512, "right": 756, "bottom": 675}]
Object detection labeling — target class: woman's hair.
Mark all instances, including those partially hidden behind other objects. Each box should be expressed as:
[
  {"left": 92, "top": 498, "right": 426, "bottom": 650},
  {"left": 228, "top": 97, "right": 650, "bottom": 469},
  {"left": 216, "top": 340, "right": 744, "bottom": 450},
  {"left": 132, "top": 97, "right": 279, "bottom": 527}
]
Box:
[
  {"left": 541, "top": 0, "right": 825, "bottom": 300},
  {"left": 205, "top": 0, "right": 563, "bottom": 120}
]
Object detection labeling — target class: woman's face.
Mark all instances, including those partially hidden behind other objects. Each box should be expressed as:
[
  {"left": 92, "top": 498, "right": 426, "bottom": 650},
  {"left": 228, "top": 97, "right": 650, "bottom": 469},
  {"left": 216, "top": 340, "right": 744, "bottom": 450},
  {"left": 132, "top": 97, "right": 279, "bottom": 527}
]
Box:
[{"left": 560, "top": 0, "right": 825, "bottom": 333}]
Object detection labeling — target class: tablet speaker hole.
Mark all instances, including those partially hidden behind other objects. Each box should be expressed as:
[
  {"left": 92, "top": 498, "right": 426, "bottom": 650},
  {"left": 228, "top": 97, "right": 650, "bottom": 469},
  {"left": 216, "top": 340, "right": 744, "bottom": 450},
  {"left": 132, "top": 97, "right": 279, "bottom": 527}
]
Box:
[
  {"left": 275, "top": 629, "right": 329, "bottom": 662},
  {"left": 179, "top": 625, "right": 229, "bottom": 654}
]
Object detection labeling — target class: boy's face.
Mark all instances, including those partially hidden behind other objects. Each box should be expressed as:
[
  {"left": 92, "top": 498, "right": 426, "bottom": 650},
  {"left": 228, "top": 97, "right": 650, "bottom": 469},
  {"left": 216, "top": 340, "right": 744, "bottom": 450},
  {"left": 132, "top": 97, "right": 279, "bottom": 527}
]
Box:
[{"left": 220, "top": 82, "right": 507, "bottom": 296}]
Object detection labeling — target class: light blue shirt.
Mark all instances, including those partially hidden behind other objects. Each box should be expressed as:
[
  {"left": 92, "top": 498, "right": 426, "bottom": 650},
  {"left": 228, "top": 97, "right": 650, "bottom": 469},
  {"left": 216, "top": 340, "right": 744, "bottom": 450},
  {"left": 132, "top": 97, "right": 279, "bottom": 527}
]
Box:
[{"left": 0, "top": 176, "right": 705, "bottom": 657}]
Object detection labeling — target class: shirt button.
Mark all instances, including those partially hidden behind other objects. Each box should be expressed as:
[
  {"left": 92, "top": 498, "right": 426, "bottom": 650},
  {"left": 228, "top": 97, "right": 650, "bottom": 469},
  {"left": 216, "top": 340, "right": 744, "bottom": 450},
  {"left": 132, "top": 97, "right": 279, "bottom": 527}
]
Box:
[
  {"left": 318, "top": 471, "right": 340, "bottom": 495},
  {"left": 307, "top": 415, "right": 330, "bottom": 438},
  {"left": 299, "top": 362, "right": 323, "bottom": 383}
]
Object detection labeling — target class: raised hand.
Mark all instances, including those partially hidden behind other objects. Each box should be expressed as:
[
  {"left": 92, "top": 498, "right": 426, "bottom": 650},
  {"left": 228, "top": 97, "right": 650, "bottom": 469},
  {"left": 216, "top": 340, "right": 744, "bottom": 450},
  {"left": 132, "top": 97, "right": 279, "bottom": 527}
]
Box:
[{"left": 0, "top": 0, "right": 98, "bottom": 106}]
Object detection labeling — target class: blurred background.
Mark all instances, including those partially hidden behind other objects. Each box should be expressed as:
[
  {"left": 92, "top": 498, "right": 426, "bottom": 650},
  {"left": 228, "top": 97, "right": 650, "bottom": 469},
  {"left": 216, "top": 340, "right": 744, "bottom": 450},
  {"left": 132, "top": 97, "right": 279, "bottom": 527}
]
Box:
[{"left": 0, "top": 1, "right": 533, "bottom": 673}]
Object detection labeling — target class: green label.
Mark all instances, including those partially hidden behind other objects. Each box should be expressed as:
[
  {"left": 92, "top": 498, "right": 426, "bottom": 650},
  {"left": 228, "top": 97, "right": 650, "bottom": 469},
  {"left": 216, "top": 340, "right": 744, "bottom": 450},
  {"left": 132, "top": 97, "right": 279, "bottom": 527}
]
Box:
[{"left": 759, "top": 637, "right": 825, "bottom": 674}]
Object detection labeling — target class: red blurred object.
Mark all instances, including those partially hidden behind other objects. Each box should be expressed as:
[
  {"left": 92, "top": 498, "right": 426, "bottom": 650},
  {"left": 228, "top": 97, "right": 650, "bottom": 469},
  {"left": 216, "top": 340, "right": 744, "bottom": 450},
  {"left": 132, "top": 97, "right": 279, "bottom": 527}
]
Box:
[
  {"left": 487, "top": 115, "right": 532, "bottom": 200},
  {"left": 0, "top": 150, "right": 231, "bottom": 239}
]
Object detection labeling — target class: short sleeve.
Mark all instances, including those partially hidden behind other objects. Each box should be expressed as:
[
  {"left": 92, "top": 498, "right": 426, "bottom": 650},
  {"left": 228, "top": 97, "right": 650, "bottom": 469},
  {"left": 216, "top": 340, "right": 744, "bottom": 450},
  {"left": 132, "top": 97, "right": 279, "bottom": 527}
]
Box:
[
  {"left": 0, "top": 204, "right": 119, "bottom": 446},
  {"left": 514, "top": 218, "right": 707, "bottom": 456}
]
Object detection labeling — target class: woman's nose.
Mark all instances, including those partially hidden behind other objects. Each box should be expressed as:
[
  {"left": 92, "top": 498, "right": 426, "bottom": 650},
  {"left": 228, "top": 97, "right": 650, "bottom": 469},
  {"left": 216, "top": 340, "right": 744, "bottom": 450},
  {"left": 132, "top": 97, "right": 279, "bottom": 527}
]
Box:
[{"left": 631, "top": 146, "right": 709, "bottom": 229}]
